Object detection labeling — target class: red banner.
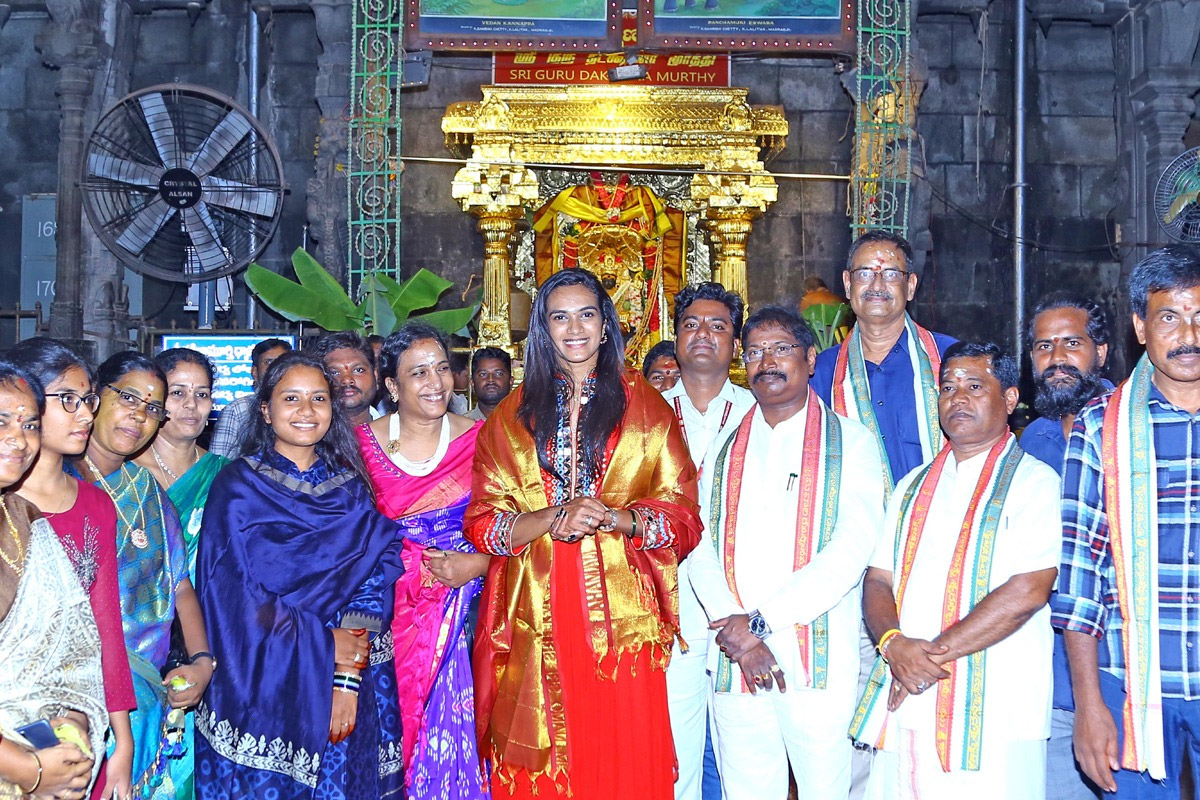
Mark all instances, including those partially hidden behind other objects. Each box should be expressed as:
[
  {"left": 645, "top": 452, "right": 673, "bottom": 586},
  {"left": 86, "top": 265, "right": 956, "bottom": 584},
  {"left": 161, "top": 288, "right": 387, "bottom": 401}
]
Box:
[{"left": 493, "top": 12, "right": 729, "bottom": 87}]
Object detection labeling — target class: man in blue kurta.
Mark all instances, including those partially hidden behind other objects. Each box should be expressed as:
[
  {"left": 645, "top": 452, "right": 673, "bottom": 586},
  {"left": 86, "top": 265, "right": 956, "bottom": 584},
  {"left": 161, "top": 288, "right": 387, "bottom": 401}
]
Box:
[
  {"left": 810, "top": 230, "right": 956, "bottom": 488},
  {"left": 810, "top": 229, "right": 955, "bottom": 799},
  {"left": 1021, "top": 291, "right": 1112, "bottom": 800}
]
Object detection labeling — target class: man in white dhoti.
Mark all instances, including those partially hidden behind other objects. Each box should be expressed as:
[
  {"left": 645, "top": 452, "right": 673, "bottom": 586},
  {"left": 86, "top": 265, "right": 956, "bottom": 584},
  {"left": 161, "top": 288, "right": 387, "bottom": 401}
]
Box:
[
  {"left": 690, "top": 305, "right": 886, "bottom": 799},
  {"left": 851, "top": 340, "right": 1060, "bottom": 800},
  {"left": 661, "top": 282, "right": 755, "bottom": 800}
]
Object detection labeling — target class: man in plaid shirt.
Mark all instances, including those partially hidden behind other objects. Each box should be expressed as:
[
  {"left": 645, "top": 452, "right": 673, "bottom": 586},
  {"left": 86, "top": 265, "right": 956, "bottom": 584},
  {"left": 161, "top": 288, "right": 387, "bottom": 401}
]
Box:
[{"left": 1052, "top": 245, "right": 1200, "bottom": 797}]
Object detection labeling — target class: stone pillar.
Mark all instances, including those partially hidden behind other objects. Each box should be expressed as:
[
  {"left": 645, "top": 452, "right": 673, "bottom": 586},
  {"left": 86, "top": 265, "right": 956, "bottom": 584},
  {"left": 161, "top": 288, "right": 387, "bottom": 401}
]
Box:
[
  {"left": 308, "top": 0, "right": 352, "bottom": 283},
  {"left": 37, "top": 0, "right": 106, "bottom": 351},
  {"left": 1112, "top": 0, "right": 1200, "bottom": 373}
]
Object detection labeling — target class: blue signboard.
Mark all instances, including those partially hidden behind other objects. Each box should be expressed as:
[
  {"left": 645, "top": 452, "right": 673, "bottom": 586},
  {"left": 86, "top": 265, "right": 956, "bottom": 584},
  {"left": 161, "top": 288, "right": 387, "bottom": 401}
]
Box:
[{"left": 160, "top": 334, "right": 296, "bottom": 411}]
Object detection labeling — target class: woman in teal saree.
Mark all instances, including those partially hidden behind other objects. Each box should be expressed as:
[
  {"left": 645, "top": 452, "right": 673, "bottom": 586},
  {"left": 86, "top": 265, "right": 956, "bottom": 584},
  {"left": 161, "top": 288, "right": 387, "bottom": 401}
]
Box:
[{"left": 136, "top": 349, "right": 229, "bottom": 574}]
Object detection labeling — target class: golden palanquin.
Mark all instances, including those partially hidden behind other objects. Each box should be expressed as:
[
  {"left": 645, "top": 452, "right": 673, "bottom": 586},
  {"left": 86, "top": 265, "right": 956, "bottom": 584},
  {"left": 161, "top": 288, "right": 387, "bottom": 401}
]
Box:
[{"left": 443, "top": 84, "right": 787, "bottom": 362}]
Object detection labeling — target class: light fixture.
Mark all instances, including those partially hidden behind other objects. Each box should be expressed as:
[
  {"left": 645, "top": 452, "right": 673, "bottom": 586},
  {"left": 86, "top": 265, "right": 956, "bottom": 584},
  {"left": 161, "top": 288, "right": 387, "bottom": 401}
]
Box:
[{"left": 608, "top": 50, "right": 647, "bottom": 82}]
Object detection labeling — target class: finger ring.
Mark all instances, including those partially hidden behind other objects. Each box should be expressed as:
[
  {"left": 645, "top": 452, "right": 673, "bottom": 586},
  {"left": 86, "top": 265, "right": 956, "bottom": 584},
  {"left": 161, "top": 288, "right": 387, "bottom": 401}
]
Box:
[
  {"left": 567, "top": 534, "right": 579, "bottom": 542},
  {"left": 341, "top": 722, "right": 349, "bottom": 728},
  {"left": 584, "top": 515, "right": 594, "bottom": 526},
  {"left": 917, "top": 681, "right": 928, "bottom": 692},
  {"left": 757, "top": 673, "right": 770, "bottom": 683},
  {"left": 354, "top": 653, "right": 365, "bottom": 663},
  {"left": 770, "top": 666, "right": 783, "bottom": 675}
]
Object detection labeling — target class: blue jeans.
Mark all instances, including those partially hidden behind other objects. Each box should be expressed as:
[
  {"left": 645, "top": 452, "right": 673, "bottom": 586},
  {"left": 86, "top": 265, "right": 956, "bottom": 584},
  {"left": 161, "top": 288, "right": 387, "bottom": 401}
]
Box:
[
  {"left": 1098, "top": 670, "right": 1200, "bottom": 798},
  {"left": 1047, "top": 707, "right": 1102, "bottom": 800},
  {"left": 702, "top": 716, "right": 721, "bottom": 800}
]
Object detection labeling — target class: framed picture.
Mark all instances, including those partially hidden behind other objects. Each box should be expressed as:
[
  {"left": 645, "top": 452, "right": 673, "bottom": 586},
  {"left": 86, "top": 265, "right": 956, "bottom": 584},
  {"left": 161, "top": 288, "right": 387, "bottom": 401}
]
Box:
[
  {"left": 404, "top": 0, "right": 623, "bottom": 51},
  {"left": 636, "top": 0, "right": 854, "bottom": 52}
]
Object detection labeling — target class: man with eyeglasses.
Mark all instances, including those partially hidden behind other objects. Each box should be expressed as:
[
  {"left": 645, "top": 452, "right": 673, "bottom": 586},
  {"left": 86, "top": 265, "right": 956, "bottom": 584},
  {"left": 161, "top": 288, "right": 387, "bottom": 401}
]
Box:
[
  {"left": 811, "top": 230, "right": 956, "bottom": 796},
  {"left": 690, "top": 306, "right": 885, "bottom": 799}
]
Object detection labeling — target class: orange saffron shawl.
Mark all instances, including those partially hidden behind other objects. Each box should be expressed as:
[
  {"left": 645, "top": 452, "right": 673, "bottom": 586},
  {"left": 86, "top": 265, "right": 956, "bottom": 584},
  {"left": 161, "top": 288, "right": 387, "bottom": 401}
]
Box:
[{"left": 465, "top": 369, "right": 700, "bottom": 786}]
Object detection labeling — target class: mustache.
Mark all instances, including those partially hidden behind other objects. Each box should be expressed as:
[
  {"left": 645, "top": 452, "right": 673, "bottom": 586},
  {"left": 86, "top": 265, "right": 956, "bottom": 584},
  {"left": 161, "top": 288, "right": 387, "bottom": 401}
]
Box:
[
  {"left": 1168, "top": 345, "right": 1200, "bottom": 359},
  {"left": 862, "top": 290, "right": 892, "bottom": 301},
  {"left": 752, "top": 370, "right": 787, "bottom": 384},
  {"left": 1038, "top": 363, "right": 1085, "bottom": 383}
]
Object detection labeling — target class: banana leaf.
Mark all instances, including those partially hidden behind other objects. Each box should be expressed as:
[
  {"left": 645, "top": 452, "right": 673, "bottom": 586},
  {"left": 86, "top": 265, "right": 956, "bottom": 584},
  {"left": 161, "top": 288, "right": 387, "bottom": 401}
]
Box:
[
  {"left": 378, "top": 269, "right": 454, "bottom": 319},
  {"left": 414, "top": 304, "right": 480, "bottom": 336},
  {"left": 290, "top": 248, "right": 360, "bottom": 317},
  {"left": 359, "top": 274, "right": 399, "bottom": 335},
  {"left": 245, "top": 263, "right": 362, "bottom": 331}
]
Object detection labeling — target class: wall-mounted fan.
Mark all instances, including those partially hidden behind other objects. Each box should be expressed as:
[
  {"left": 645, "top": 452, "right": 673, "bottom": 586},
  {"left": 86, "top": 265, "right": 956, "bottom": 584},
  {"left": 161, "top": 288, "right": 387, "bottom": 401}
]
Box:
[
  {"left": 1155, "top": 146, "right": 1200, "bottom": 243},
  {"left": 81, "top": 84, "right": 284, "bottom": 283}
]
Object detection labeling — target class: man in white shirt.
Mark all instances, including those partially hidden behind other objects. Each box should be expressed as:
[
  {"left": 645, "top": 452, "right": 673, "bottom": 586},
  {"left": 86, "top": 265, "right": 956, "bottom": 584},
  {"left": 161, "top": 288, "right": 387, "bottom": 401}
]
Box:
[
  {"left": 661, "top": 282, "right": 755, "bottom": 800},
  {"left": 690, "top": 305, "right": 886, "bottom": 799},
  {"left": 853, "top": 341, "right": 1060, "bottom": 799}
]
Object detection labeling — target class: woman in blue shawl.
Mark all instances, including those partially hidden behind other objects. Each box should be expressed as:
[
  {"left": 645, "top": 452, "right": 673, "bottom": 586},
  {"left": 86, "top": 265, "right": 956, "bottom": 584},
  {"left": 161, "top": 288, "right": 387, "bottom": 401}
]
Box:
[{"left": 194, "top": 351, "right": 406, "bottom": 800}]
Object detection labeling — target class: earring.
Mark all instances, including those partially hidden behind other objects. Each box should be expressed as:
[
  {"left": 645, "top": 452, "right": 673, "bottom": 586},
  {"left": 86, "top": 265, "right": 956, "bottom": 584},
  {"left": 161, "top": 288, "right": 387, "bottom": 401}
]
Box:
[
  {"left": 600, "top": 332, "right": 608, "bottom": 344},
  {"left": 390, "top": 394, "right": 398, "bottom": 402}
]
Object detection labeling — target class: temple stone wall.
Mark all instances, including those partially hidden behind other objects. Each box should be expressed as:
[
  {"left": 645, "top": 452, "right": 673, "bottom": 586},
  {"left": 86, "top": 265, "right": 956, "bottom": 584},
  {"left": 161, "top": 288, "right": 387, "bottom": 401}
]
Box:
[{"left": 0, "top": 0, "right": 1150, "bottom": 372}]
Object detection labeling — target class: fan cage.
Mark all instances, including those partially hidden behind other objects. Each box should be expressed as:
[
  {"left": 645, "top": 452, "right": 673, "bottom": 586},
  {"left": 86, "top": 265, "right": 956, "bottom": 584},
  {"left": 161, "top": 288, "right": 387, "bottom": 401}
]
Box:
[
  {"left": 1154, "top": 147, "right": 1200, "bottom": 244},
  {"left": 81, "top": 84, "right": 285, "bottom": 283}
]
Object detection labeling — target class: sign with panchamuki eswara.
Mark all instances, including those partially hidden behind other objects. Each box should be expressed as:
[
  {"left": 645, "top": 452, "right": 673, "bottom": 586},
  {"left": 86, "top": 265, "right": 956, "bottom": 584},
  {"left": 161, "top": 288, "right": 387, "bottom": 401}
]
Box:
[{"left": 637, "top": 0, "right": 854, "bottom": 52}]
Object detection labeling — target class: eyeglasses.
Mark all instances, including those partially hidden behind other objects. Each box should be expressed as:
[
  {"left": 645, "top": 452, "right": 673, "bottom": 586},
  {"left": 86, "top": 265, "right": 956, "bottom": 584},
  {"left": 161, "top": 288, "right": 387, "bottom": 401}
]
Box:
[
  {"left": 44, "top": 391, "right": 101, "bottom": 414},
  {"left": 743, "top": 343, "right": 804, "bottom": 363},
  {"left": 848, "top": 267, "right": 909, "bottom": 284},
  {"left": 104, "top": 384, "right": 168, "bottom": 421}
]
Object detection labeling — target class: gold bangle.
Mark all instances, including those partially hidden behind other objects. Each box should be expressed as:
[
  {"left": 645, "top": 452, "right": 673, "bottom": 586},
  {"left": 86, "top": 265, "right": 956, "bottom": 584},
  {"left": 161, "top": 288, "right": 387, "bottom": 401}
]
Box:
[{"left": 19, "top": 749, "right": 42, "bottom": 795}]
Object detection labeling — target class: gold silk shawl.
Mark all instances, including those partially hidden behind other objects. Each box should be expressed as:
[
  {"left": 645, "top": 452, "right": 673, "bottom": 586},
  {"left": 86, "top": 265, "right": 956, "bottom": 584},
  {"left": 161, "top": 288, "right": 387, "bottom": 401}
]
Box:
[{"left": 465, "top": 369, "right": 700, "bottom": 785}]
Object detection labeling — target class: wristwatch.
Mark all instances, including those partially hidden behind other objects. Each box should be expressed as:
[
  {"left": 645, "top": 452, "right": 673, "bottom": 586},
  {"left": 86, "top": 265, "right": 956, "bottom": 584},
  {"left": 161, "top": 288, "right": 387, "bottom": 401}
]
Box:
[{"left": 748, "top": 611, "right": 771, "bottom": 639}]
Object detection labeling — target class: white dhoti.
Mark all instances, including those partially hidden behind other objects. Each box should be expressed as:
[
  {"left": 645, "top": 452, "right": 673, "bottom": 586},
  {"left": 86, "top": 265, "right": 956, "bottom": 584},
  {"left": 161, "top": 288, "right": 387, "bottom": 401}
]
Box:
[
  {"left": 867, "top": 731, "right": 1046, "bottom": 800},
  {"left": 712, "top": 671, "right": 857, "bottom": 800}
]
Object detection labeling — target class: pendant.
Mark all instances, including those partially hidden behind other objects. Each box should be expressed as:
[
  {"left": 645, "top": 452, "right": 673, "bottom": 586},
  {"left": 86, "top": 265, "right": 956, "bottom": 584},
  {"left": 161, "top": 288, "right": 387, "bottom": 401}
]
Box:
[
  {"left": 606, "top": 206, "right": 620, "bottom": 222},
  {"left": 130, "top": 528, "right": 149, "bottom": 549}
]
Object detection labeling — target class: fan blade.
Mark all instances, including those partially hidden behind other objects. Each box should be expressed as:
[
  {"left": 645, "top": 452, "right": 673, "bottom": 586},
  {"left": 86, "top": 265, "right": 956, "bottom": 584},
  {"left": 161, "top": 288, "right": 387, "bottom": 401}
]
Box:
[
  {"left": 187, "top": 111, "right": 253, "bottom": 177},
  {"left": 138, "top": 92, "right": 182, "bottom": 169},
  {"left": 115, "top": 196, "right": 177, "bottom": 255},
  {"left": 181, "top": 204, "right": 232, "bottom": 273},
  {"left": 200, "top": 176, "right": 278, "bottom": 217},
  {"left": 87, "top": 153, "right": 163, "bottom": 189}
]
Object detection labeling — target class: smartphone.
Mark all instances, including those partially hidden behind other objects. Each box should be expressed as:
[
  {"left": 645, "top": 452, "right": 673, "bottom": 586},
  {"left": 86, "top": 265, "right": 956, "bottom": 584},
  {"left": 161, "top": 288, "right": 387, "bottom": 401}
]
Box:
[{"left": 15, "top": 719, "right": 59, "bottom": 750}]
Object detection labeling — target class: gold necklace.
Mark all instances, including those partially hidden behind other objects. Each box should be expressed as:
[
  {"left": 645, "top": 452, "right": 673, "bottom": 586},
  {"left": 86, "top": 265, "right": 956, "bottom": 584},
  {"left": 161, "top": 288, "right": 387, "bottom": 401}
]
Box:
[
  {"left": 85, "top": 456, "right": 150, "bottom": 549},
  {"left": 0, "top": 496, "right": 25, "bottom": 575}
]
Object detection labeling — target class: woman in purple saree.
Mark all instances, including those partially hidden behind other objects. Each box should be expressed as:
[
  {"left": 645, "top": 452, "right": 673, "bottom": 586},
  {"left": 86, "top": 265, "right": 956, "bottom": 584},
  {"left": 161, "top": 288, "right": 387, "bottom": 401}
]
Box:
[{"left": 355, "top": 322, "right": 491, "bottom": 800}]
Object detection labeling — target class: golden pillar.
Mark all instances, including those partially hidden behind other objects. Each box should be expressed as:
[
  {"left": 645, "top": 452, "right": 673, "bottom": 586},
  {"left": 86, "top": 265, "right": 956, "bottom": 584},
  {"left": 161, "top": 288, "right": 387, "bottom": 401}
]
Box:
[
  {"left": 705, "top": 209, "right": 758, "bottom": 304},
  {"left": 474, "top": 209, "right": 521, "bottom": 347},
  {"left": 451, "top": 159, "right": 539, "bottom": 349}
]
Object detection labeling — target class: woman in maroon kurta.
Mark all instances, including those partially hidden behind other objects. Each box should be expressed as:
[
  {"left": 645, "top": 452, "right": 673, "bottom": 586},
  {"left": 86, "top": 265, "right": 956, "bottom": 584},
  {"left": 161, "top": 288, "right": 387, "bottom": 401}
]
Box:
[{"left": 8, "top": 337, "right": 137, "bottom": 800}]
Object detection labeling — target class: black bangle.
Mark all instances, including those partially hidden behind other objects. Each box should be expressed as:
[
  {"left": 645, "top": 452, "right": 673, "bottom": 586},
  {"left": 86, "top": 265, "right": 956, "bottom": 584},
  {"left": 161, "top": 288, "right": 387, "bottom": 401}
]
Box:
[{"left": 189, "top": 651, "right": 218, "bottom": 669}]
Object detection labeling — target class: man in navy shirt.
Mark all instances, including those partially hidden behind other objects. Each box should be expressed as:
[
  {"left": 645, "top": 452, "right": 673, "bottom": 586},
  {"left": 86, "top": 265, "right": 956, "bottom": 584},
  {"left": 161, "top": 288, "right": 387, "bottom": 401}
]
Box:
[
  {"left": 811, "top": 230, "right": 956, "bottom": 488},
  {"left": 810, "top": 230, "right": 954, "bottom": 799},
  {"left": 1023, "top": 291, "right": 1113, "bottom": 800}
]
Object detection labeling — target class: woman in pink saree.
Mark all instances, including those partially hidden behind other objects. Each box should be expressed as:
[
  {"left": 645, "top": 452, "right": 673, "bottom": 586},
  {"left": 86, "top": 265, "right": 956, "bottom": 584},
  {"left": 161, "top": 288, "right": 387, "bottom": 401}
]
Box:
[{"left": 354, "top": 322, "right": 491, "bottom": 800}]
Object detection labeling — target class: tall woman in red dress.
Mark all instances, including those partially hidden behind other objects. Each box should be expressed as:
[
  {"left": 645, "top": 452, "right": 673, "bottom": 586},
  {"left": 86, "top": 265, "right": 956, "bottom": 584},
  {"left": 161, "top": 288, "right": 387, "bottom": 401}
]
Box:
[{"left": 465, "top": 268, "right": 701, "bottom": 800}]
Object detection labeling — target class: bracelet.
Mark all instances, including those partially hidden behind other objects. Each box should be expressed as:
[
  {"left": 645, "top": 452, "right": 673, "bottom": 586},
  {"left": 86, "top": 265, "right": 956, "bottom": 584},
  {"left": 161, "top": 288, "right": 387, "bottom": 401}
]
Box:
[
  {"left": 19, "top": 749, "right": 42, "bottom": 795},
  {"left": 877, "top": 628, "right": 902, "bottom": 661},
  {"left": 189, "top": 651, "right": 218, "bottom": 670},
  {"left": 629, "top": 510, "right": 640, "bottom": 539},
  {"left": 333, "top": 671, "right": 362, "bottom": 681},
  {"left": 333, "top": 686, "right": 360, "bottom": 695}
]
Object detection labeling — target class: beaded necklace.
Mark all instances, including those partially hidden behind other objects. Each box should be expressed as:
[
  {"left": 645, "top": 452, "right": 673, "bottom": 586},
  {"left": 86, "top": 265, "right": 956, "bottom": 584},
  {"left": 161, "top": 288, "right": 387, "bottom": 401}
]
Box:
[{"left": 0, "top": 497, "right": 25, "bottom": 576}]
